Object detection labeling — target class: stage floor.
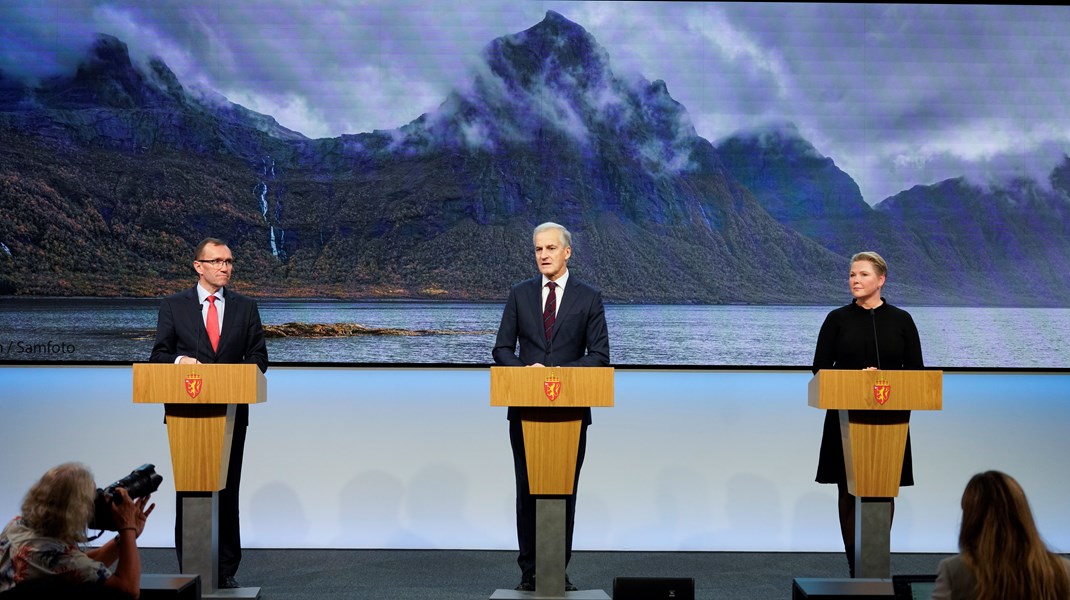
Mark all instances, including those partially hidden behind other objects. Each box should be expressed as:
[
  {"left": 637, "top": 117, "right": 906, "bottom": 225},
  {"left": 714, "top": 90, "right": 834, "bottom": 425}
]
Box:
[{"left": 140, "top": 548, "right": 949, "bottom": 600}]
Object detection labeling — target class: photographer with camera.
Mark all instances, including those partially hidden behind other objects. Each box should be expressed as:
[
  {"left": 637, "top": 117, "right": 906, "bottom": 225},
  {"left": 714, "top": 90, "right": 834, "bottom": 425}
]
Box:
[{"left": 0, "top": 463, "right": 155, "bottom": 599}]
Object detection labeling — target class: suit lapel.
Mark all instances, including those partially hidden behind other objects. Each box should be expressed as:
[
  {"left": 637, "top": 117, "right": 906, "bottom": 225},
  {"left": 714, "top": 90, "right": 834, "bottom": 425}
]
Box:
[
  {"left": 551, "top": 277, "right": 581, "bottom": 342},
  {"left": 217, "top": 288, "right": 232, "bottom": 353},
  {"left": 525, "top": 278, "right": 544, "bottom": 347}
]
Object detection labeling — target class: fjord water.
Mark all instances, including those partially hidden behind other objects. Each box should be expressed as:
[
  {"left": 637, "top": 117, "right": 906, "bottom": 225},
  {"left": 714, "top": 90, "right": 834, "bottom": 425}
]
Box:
[{"left": 0, "top": 299, "right": 1065, "bottom": 368}]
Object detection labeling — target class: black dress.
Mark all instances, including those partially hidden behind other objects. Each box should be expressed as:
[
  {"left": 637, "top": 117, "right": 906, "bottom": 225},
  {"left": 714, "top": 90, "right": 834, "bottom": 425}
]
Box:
[{"left": 813, "top": 298, "right": 924, "bottom": 486}]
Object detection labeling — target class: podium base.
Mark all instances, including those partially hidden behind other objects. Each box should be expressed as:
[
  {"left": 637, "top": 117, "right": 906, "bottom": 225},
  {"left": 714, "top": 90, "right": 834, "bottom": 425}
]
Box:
[
  {"left": 204, "top": 586, "right": 261, "bottom": 599},
  {"left": 854, "top": 497, "right": 892, "bottom": 579},
  {"left": 490, "top": 589, "right": 610, "bottom": 599},
  {"left": 180, "top": 496, "right": 262, "bottom": 599}
]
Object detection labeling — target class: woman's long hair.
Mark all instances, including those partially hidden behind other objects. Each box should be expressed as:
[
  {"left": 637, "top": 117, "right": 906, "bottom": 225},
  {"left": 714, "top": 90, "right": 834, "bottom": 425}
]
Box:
[
  {"left": 958, "top": 470, "right": 1070, "bottom": 600},
  {"left": 20, "top": 462, "right": 97, "bottom": 544}
]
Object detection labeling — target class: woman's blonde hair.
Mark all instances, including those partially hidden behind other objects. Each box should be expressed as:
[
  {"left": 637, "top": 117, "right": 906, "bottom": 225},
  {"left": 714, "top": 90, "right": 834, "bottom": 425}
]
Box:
[
  {"left": 850, "top": 251, "right": 887, "bottom": 277},
  {"left": 20, "top": 462, "right": 97, "bottom": 544},
  {"left": 959, "top": 470, "right": 1070, "bottom": 600}
]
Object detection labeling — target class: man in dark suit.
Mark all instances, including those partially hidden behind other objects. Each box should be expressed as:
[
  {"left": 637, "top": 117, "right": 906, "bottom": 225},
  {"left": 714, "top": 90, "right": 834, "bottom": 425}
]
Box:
[
  {"left": 149, "top": 237, "right": 268, "bottom": 590},
  {"left": 493, "top": 222, "right": 610, "bottom": 592}
]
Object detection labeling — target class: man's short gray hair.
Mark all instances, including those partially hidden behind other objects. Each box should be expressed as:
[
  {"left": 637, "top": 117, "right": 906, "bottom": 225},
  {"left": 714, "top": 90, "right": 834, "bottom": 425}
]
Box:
[{"left": 533, "top": 222, "right": 572, "bottom": 248}]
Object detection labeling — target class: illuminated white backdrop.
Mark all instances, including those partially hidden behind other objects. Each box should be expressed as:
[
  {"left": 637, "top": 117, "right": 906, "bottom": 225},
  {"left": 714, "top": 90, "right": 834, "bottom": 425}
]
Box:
[{"left": 1, "top": 366, "right": 1067, "bottom": 554}]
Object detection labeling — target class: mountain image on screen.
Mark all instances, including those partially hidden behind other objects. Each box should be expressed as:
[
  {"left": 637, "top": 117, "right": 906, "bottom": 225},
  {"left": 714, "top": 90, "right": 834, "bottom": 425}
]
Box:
[{"left": 1, "top": 11, "right": 1068, "bottom": 306}]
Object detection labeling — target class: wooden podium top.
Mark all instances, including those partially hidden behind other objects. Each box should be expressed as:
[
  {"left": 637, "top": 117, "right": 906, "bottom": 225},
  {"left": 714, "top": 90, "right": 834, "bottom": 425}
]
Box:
[
  {"left": 808, "top": 369, "right": 942, "bottom": 411},
  {"left": 133, "top": 363, "right": 266, "bottom": 405},
  {"left": 490, "top": 366, "right": 613, "bottom": 408}
]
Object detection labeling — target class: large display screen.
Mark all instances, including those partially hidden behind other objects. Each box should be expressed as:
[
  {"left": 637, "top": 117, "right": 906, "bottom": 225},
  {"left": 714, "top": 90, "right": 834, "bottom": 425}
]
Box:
[{"left": 1, "top": 2, "right": 1068, "bottom": 367}]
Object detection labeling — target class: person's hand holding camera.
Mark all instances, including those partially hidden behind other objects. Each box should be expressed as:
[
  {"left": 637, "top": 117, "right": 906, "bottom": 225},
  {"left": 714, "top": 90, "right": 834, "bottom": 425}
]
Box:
[
  {"left": 108, "top": 488, "right": 155, "bottom": 538},
  {"left": 86, "top": 484, "right": 157, "bottom": 597}
]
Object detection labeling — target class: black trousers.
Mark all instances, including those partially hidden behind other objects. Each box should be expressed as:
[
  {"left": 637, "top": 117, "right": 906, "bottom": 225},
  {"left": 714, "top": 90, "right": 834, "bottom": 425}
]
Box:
[
  {"left": 509, "top": 417, "right": 588, "bottom": 577},
  {"left": 175, "top": 418, "right": 246, "bottom": 578}
]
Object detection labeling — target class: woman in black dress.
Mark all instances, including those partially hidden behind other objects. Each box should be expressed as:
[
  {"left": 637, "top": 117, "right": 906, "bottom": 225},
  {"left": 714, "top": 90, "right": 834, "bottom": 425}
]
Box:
[{"left": 813, "top": 251, "right": 923, "bottom": 576}]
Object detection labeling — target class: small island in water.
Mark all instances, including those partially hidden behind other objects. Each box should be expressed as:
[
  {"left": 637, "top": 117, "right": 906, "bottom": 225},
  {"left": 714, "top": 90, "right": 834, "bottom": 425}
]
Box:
[{"left": 263, "top": 322, "right": 490, "bottom": 338}]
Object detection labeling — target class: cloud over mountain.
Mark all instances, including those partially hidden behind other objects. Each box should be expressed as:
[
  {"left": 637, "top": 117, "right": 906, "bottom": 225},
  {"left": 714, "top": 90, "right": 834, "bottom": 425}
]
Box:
[{"left": 385, "top": 12, "right": 699, "bottom": 177}]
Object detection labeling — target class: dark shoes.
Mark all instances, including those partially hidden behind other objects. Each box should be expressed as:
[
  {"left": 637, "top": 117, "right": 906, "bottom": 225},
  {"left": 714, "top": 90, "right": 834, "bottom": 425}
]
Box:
[
  {"left": 513, "top": 573, "right": 577, "bottom": 592},
  {"left": 515, "top": 572, "right": 536, "bottom": 591},
  {"left": 219, "top": 575, "right": 241, "bottom": 589}
]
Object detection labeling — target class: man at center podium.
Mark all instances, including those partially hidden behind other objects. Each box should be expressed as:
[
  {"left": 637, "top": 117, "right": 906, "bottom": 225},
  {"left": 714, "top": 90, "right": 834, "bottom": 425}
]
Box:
[
  {"left": 149, "top": 237, "right": 268, "bottom": 590},
  {"left": 492, "top": 222, "right": 610, "bottom": 592}
]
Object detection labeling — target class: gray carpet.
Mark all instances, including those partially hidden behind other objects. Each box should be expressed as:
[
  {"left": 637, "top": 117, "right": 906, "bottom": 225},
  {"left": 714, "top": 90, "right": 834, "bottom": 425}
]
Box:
[{"left": 140, "top": 548, "right": 951, "bottom": 599}]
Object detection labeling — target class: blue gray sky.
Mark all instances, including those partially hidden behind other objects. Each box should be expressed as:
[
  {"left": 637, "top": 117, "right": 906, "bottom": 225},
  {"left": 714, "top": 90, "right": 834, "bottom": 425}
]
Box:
[{"left": 2, "top": 1, "right": 1068, "bottom": 204}]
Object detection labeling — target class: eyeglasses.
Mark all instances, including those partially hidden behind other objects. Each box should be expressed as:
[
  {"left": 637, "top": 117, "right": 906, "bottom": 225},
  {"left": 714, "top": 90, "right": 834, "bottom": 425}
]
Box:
[{"left": 197, "top": 259, "right": 234, "bottom": 269}]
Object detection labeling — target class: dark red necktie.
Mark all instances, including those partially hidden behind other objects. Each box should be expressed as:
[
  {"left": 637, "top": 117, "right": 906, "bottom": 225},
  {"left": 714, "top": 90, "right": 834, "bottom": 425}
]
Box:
[
  {"left": 206, "top": 295, "right": 220, "bottom": 352},
  {"left": 543, "top": 281, "right": 557, "bottom": 343}
]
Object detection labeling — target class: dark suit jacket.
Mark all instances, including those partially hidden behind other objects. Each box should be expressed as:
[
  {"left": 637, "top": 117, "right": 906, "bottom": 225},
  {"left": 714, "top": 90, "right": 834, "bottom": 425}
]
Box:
[
  {"left": 492, "top": 274, "right": 610, "bottom": 421},
  {"left": 149, "top": 286, "right": 268, "bottom": 425}
]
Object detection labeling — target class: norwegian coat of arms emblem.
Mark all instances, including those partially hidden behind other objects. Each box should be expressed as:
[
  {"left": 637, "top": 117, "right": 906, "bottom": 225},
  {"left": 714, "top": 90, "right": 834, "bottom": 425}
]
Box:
[
  {"left": 185, "top": 373, "right": 203, "bottom": 399},
  {"left": 873, "top": 378, "right": 891, "bottom": 405},
  {"left": 543, "top": 371, "right": 562, "bottom": 402}
]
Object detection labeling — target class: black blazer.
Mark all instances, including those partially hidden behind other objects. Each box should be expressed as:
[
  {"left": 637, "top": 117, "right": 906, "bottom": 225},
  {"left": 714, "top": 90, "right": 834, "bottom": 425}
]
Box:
[
  {"left": 492, "top": 274, "right": 610, "bottom": 421},
  {"left": 149, "top": 286, "right": 268, "bottom": 424}
]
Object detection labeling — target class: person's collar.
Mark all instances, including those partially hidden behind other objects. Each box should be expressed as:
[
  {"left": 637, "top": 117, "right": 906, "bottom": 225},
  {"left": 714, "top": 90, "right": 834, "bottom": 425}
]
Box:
[
  {"left": 542, "top": 269, "right": 569, "bottom": 289},
  {"left": 852, "top": 296, "right": 886, "bottom": 310},
  {"left": 197, "top": 283, "right": 224, "bottom": 302}
]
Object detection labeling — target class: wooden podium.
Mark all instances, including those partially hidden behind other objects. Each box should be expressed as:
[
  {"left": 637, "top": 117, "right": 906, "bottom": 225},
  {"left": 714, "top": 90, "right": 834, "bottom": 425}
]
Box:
[
  {"left": 490, "top": 366, "right": 613, "bottom": 600},
  {"left": 808, "top": 369, "right": 942, "bottom": 578},
  {"left": 133, "top": 363, "right": 266, "bottom": 598}
]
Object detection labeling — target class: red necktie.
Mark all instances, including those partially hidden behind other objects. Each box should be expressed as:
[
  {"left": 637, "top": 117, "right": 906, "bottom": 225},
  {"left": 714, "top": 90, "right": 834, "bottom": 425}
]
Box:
[
  {"left": 206, "top": 295, "right": 220, "bottom": 352},
  {"left": 543, "top": 281, "right": 557, "bottom": 343}
]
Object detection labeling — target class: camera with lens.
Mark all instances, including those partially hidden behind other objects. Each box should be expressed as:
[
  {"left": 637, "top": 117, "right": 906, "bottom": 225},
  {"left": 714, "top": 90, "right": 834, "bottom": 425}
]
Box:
[{"left": 88, "top": 464, "right": 163, "bottom": 531}]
